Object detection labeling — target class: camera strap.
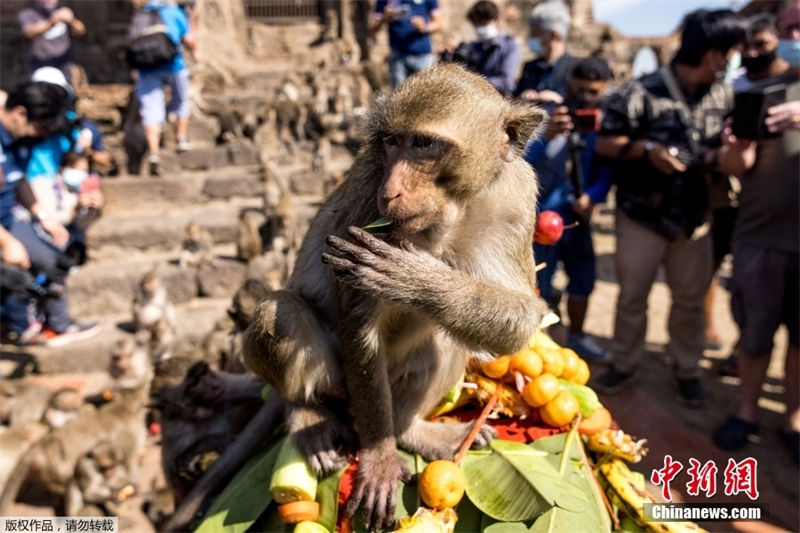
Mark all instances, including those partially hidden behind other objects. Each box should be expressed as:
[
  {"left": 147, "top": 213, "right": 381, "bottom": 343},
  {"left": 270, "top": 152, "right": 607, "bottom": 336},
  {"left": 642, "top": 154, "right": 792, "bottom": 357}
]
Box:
[{"left": 658, "top": 67, "right": 702, "bottom": 157}]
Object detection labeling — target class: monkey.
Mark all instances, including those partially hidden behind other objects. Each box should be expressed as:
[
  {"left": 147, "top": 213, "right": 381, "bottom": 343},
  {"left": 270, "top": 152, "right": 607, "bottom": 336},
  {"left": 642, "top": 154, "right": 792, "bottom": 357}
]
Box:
[
  {"left": 219, "top": 279, "right": 271, "bottom": 373},
  {"left": 0, "top": 381, "right": 53, "bottom": 429},
  {"left": 150, "top": 362, "right": 272, "bottom": 506},
  {"left": 179, "top": 221, "right": 214, "bottom": 268},
  {"left": 109, "top": 337, "right": 153, "bottom": 390},
  {"left": 200, "top": 315, "right": 235, "bottom": 371},
  {"left": 236, "top": 209, "right": 263, "bottom": 264},
  {"left": 243, "top": 64, "right": 548, "bottom": 530},
  {"left": 0, "top": 337, "right": 151, "bottom": 514},
  {"left": 65, "top": 440, "right": 135, "bottom": 517},
  {"left": 42, "top": 389, "right": 83, "bottom": 429},
  {"left": 132, "top": 270, "right": 177, "bottom": 359},
  {"left": 0, "top": 387, "right": 147, "bottom": 514}
]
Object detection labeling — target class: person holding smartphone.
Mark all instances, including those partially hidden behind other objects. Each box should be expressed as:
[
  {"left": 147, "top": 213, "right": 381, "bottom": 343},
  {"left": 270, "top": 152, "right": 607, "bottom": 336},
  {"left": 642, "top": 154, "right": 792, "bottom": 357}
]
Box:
[{"left": 370, "top": 0, "right": 441, "bottom": 88}]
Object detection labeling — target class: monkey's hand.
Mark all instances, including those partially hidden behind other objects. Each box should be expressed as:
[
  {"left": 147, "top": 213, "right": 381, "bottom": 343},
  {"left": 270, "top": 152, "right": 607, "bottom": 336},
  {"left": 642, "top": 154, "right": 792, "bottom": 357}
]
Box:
[
  {"left": 323, "top": 226, "right": 440, "bottom": 304},
  {"left": 346, "top": 443, "right": 411, "bottom": 531}
]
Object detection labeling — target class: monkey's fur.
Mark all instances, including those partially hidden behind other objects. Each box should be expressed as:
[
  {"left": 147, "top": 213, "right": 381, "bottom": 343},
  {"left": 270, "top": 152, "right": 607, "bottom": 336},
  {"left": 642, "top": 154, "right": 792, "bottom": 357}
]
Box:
[
  {"left": 243, "top": 64, "right": 548, "bottom": 529},
  {"left": 179, "top": 221, "right": 214, "bottom": 268},
  {"left": 132, "top": 270, "right": 176, "bottom": 360},
  {"left": 65, "top": 440, "right": 134, "bottom": 517},
  {"left": 235, "top": 210, "right": 263, "bottom": 263},
  {"left": 151, "top": 362, "right": 267, "bottom": 505}
]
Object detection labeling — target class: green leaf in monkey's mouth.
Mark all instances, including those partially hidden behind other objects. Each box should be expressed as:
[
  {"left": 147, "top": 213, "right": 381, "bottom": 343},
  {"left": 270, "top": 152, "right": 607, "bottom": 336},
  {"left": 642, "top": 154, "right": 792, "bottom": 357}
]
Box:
[{"left": 362, "top": 217, "right": 394, "bottom": 234}]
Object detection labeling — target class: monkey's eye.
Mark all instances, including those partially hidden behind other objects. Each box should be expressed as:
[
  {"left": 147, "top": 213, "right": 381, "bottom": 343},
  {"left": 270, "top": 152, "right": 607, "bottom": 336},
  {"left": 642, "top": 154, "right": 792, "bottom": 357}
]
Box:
[
  {"left": 382, "top": 135, "right": 400, "bottom": 147},
  {"left": 411, "top": 134, "right": 435, "bottom": 149}
]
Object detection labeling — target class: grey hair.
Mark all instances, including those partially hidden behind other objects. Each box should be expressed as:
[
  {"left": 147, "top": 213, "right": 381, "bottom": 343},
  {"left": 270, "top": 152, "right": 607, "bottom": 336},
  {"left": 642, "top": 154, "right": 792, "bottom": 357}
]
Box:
[{"left": 529, "top": 0, "right": 571, "bottom": 39}]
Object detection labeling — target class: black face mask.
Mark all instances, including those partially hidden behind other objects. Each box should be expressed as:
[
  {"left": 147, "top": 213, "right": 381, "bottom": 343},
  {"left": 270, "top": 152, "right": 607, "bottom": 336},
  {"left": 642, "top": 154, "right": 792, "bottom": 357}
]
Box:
[
  {"left": 565, "top": 93, "right": 602, "bottom": 111},
  {"left": 34, "top": 2, "right": 58, "bottom": 16},
  {"left": 741, "top": 50, "right": 777, "bottom": 75}
]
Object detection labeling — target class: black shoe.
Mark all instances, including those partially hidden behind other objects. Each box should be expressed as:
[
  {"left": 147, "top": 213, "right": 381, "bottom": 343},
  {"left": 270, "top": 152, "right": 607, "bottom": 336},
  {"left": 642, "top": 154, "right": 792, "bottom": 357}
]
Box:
[
  {"left": 676, "top": 377, "right": 708, "bottom": 408},
  {"left": 779, "top": 429, "right": 800, "bottom": 465},
  {"left": 713, "top": 416, "right": 758, "bottom": 450},
  {"left": 594, "top": 367, "right": 636, "bottom": 394}
]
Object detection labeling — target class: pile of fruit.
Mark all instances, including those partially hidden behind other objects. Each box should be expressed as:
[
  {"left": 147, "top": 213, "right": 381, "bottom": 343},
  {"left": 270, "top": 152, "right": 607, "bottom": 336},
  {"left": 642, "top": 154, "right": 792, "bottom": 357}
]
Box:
[{"left": 193, "top": 331, "right": 705, "bottom": 533}]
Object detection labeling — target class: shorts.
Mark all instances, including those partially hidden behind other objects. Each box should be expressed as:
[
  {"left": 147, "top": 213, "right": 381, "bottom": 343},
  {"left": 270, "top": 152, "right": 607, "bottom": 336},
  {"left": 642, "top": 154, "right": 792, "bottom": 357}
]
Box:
[
  {"left": 711, "top": 206, "right": 737, "bottom": 262},
  {"left": 731, "top": 242, "right": 799, "bottom": 357},
  {"left": 136, "top": 68, "right": 190, "bottom": 126}
]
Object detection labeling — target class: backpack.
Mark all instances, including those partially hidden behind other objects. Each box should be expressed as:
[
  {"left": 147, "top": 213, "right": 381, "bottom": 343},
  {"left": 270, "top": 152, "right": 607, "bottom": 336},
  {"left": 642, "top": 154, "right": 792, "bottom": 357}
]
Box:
[{"left": 125, "top": 7, "right": 178, "bottom": 70}]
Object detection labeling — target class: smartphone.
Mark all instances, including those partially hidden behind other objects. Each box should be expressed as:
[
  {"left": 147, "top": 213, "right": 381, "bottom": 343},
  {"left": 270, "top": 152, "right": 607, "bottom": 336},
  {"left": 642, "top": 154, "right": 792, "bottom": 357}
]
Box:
[{"left": 732, "top": 83, "right": 786, "bottom": 140}]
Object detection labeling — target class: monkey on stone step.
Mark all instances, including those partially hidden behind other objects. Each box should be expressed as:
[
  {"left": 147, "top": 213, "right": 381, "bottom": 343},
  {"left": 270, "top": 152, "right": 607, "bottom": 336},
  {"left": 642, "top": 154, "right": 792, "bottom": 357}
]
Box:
[
  {"left": 243, "top": 63, "right": 548, "bottom": 529},
  {"left": 236, "top": 209, "right": 263, "bottom": 264},
  {"left": 132, "top": 270, "right": 176, "bottom": 358},
  {"left": 179, "top": 221, "right": 214, "bottom": 268},
  {"left": 65, "top": 440, "right": 135, "bottom": 517}
]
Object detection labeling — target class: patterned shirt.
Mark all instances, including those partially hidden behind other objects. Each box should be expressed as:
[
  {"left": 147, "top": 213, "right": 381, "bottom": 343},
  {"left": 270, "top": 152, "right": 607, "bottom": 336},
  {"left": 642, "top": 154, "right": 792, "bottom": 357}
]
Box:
[{"left": 600, "top": 66, "right": 733, "bottom": 239}]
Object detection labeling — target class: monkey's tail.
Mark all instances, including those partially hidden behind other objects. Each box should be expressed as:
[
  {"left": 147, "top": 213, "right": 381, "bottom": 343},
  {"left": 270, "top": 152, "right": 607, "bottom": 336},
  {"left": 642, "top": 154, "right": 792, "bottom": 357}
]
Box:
[
  {"left": 162, "top": 393, "right": 285, "bottom": 532},
  {"left": 0, "top": 445, "right": 37, "bottom": 515}
]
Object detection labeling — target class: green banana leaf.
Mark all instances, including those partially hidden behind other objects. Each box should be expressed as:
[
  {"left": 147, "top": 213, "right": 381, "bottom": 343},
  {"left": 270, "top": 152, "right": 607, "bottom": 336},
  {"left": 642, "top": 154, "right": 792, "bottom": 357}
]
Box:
[
  {"left": 558, "top": 381, "right": 601, "bottom": 417},
  {"left": 462, "top": 439, "right": 586, "bottom": 522},
  {"left": 317, "top": 467, "right": 347, "bottom": 532},
  {"left": 195, "top": 436, "right": 283, "bottom": 533},
  {"left": 529, "top": 432, "right": 610, "bottom": 533},
  {"left": 362, "top": 217, "right": 394, "bottom": 234}
]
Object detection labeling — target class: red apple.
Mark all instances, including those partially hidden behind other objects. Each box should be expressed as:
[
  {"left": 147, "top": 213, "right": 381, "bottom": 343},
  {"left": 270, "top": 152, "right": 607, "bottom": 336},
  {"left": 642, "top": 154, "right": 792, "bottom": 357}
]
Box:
[{"left": 534, "top": 210, "right": 564, "bottom": 245}]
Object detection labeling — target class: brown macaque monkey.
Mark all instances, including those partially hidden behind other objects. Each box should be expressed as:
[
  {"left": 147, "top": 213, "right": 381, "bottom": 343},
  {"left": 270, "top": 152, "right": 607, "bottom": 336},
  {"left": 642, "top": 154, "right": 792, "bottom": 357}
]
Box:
[
  {"left": 43, "top": 389, "right": 83, "bottom": 429},
  {"left": 132, "top": 270, "right": 176, "bottom": 358},
  {"left": 222, "top": 279, "right": 271, "bottom": 373},
  {"left": 109, "top": 337, "right": 153, "bottom": 390},
  {"left": 179, "top": 221, "right": 214, "bottom": 268},
  {"left": 236, "top": 210, "right": 263, "bottom": 263},
  {"left": 152, "top": 362, "right": 269, "bottom": 505},
  {"left": 65, "top": 440, "right": 135, "bottom": 517},
  {"left": 243, "top": 64, "right": 548, "bottom": 529}
]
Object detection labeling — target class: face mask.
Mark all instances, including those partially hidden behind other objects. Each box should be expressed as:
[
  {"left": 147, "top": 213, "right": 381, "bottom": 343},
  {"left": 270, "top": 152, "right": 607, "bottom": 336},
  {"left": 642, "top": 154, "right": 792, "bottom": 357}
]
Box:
[
  {"left": 778, "top": 39, "right": 800, "bottom": 68},
  {"left": 528, "top": 38, "right": 542, "bottom": 55},
  {"left": 741, "top": 49, "right": 777, "bottom": 74},
  {"left": 62, "top": 168, "right": 88, "bottom": 190},
  {"left": 475, "top": 25, "right": 498, "bottom": 42},
  {"left": 35, "top": 1, "right": 58, "bottom": 15},
  {"left": 723, "top": 51, "right": 741, "bottom": 80}
]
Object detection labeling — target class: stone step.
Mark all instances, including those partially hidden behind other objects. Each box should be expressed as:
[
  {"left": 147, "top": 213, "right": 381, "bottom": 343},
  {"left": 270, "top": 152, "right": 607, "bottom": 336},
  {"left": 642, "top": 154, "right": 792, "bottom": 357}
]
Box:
[
  {"left": 100, "top": 165, "right": 263, "bottom": 214},
  {"left": 85, "top": 194, "right": 322, "bottom": 256},
  {"left": 0, "top": 297, "right": 232, "bottom": 376},
  {"left": 66, "top": 244, "right": 288, "bottom": 317}
]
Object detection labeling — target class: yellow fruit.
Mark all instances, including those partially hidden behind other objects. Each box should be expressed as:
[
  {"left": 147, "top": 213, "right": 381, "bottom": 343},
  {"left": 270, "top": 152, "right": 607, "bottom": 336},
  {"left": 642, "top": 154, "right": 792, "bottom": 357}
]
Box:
[
  {"left": 509, "top": 349, "right": 543, "bottom": 379},
  {"left": 419, "top": 460, "right": 466, "bottom": 509},
  {"left": 482, "top": 355, "right": 511, "bottom": 378},
  {"left": 538, "top": 349, "right": 564, "bottom": 377},
  {"left": 570, "top": 359, "right": 590, "bottom": 385},
  {"left": 522, "top": 373, "right": 560, "bottom": 407},
  {"left": 540, "top": 390, "right": 579, "bottom": 427},
  {"left": 578, "top": 406, "right": 612, "bottom": 435},
  {"left": 559, "top": 348, "right": 580, "bottom": 380}
]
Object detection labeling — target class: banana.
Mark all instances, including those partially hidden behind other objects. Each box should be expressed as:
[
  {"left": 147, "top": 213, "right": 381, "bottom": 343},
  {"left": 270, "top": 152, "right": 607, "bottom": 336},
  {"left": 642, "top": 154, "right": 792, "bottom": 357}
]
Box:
[
  {"left": 598, "top": 459, "right": 708, "bottom": 533},
  {"left": 586, "top": 428, "right": 649, "bottom": 463}
]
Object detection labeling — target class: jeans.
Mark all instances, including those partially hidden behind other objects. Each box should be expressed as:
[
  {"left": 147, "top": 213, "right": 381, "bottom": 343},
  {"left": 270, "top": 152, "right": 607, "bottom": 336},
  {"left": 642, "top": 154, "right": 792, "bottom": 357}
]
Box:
[
  {"left": 136, "top": 68, "right": 191, "bottom": 126},
  {"left": 10, "top": 220, "right": 72, "bottom": 332},
  {"left": 534, "top": 222, "right": 596, "bottom": 303},
  {"left": 389, "top": 52, "right": 435, "bottom": 88},
  {"left": 611, "top": 209, "right": 712, "bottom": 379}
]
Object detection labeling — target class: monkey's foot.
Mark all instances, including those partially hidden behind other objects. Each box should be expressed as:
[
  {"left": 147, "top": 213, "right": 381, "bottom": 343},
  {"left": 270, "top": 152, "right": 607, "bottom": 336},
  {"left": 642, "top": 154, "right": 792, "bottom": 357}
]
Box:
[
  {"left": 288, "top": 404, "right": 355, "bottom": 476},
  {"left": 398, "top": 419, "right": 497, "bottom": 461}
]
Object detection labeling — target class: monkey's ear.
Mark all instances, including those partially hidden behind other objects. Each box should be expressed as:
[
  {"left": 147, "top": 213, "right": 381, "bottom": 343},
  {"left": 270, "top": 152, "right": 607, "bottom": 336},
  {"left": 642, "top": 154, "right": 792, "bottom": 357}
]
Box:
[{"left": 501, "top": 104, "right": 546, "bottom": 160}]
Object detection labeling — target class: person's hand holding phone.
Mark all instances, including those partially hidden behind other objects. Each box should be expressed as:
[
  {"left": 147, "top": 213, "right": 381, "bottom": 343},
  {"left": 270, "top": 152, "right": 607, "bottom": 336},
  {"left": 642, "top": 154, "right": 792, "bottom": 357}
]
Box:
[
  {"left": 766, "top": 100, "right": 800, "bottom": 133},
  {"left": 545, "top": 106, "right": 573, "bottom": 140}
]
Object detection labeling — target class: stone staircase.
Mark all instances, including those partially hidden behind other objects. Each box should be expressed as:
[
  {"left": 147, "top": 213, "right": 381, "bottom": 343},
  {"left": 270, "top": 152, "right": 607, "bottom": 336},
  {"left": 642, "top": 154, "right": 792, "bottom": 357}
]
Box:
[{"left": 0, "top": 141, "right": 350, "bottom": 377}]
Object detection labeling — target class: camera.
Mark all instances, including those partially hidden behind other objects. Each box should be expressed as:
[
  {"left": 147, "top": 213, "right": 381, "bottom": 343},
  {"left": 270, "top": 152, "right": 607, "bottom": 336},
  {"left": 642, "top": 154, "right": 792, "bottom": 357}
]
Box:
[
  {"left": 732, "top": 83, "right": 786, "bottom": 140},
  {"left": 571, "top": 108, "right": 602, "bottom": 134}
]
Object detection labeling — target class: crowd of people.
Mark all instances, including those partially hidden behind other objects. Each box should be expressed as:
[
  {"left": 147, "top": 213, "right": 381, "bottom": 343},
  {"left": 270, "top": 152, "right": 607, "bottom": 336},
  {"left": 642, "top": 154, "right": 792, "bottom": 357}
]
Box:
[
  {"left": 0, "top": 0, "right": 798, "bottom": 464},
  {"left": 0, "top": 0, "right": 196, "bottom": 347},
  {"left": 373, "top": 0, "right": 799, "bottom": 460}
]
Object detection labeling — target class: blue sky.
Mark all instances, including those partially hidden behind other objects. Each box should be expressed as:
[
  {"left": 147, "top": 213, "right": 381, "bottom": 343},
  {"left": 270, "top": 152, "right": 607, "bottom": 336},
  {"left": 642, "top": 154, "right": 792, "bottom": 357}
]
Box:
[{"left": 592, "top": 0, "right": 741, "bottom": 37}]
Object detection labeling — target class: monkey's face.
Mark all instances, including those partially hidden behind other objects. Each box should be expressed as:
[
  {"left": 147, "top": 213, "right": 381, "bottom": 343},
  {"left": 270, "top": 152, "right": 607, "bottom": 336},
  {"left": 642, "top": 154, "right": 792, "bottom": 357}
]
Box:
[{"left": 377, "top": 133, "right": 454, "bottom": 235}]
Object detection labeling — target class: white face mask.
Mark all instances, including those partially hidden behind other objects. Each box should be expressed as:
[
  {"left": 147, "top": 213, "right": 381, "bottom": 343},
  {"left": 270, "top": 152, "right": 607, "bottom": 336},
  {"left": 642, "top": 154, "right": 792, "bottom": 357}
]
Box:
[
  {"left": 62, "top": 168, "right": 88, "bottom": 190},
  {"left": 475, "top": 24, "right": 499, "bottom": 42}
]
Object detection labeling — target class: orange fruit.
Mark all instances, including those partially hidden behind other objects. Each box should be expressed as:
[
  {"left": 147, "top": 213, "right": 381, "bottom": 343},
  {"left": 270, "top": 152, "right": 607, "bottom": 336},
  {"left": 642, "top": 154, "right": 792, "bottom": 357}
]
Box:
[
  {"left": 509, "top": 349, "right": 543, "bottom": 379},
  {"left": 578, "top": 406, "right": 612, "bottom": 435},
  {"left": 522, "top": 373, "right": 560, "bottom": 407},
  {"left": 419, "top": 460, "right": 466, "bottom": 509},
  {"left": 570, "top": 359, "right": 590, "bottom": 385},
  {"left": 482, "top": 355, "right": 511, "bottom": 378},
  {"left": 540, "top": 390, "right": 579, "bottom": 427},
  {"left": 539, "top": 349, "right": 564, "bottom": 377},
  {"left": 559, "top": 348, "right": 580, "bottom": 380},
  {"left": 277, "top": 500, "right": 320, "bottom": 524}
]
